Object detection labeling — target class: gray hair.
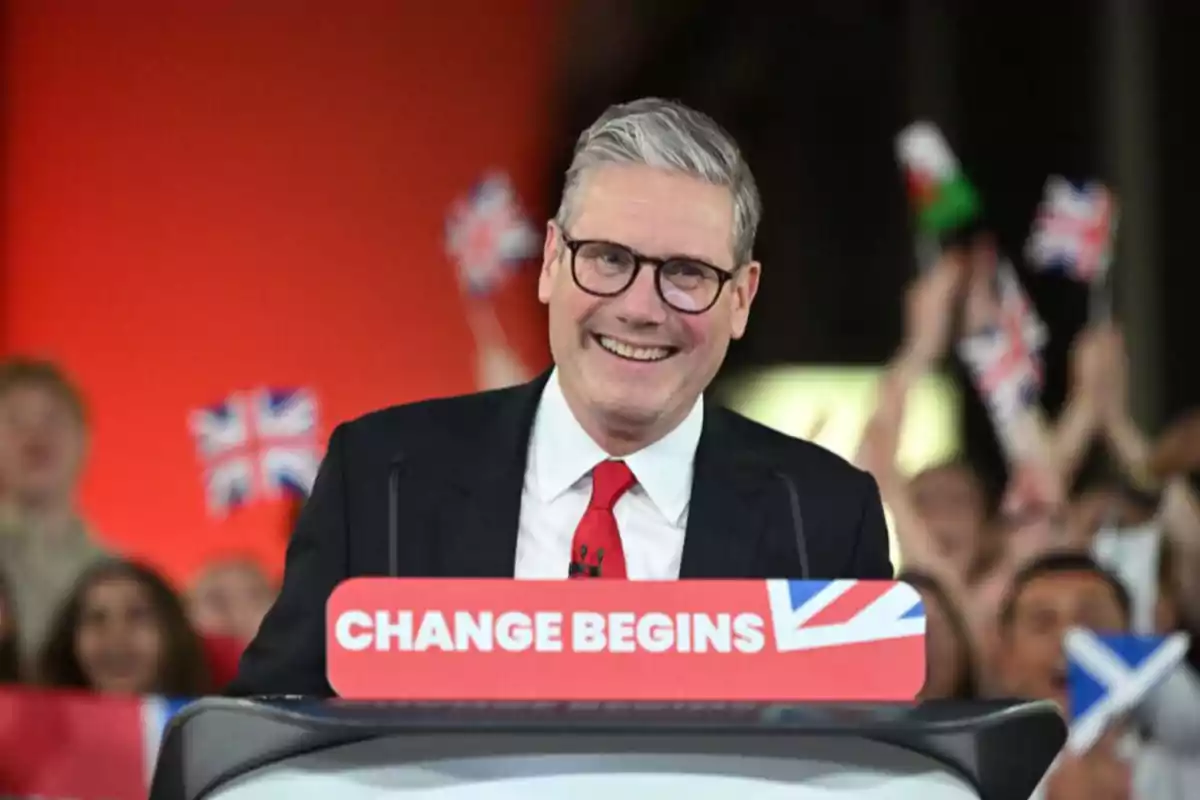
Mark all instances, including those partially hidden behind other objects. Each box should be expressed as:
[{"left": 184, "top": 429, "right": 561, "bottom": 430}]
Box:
[{"left": 555, "top": 97, "right": 762, "bottom": 265}]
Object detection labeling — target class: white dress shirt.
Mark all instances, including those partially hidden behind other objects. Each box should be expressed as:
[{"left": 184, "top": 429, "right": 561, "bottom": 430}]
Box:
[{"left": 514, "top": 369, "right": 703, "bottom": 580}]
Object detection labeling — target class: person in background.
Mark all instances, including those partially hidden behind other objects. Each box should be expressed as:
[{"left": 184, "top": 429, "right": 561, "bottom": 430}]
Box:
[
  {"left": 0, "top": 572, "right": 19, "bottom": 683},
  {"left": 0, "top": 360, "right": 108, "bottom": 669},
  {"left": 38, "top": 560, "right": 210, "bottom": 697},
  {"left": 995, "top": 551, "right": 1129, "bottom": 714},
  {"left": 188, "top": 557, "right": 277, "bottom": 689},
  {"left": 1052, "top": 323, "right": 1200, "bottom": 756},
  {"left": 994, "top": 552, "right": 1134, "bottom": 800},
  {"left": 898, "top": 569, "right": 977, "bottom": 700},
  {"left": 1065, "top": 477, "right": 1157, "bottom": 551},
  {"left": 188, "top": 557, "right": 275, "bottom": 643},
  {"left": 856, "top": 253, "right": 983, "bottom": 577},
  {"left": 1135, "top": 410, "right": 1200, "bottom": 771},
  {"left": 855, "top": 254, "right": 1002, "bottom": 689},
  {"left": 908, "top": 461, "right": 990, "bottom": 573}
]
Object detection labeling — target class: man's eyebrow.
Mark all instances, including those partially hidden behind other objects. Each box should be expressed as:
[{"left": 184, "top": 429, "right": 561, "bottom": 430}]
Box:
[
  {"left": 1023, "top": 604, "right": 1054, "bottom": 615},
  {"left": 572, "top": 235, "right": 719, "bottom": 265}
]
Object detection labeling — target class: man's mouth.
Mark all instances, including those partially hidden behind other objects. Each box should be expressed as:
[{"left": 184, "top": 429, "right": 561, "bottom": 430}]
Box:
[{"left": 593, "top": 334, "right": 678, "bottom": 363}]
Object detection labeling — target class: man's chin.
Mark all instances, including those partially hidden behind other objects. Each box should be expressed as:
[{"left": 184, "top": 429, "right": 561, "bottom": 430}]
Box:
[
  {"left": 593, "top": 396, "right": 665, "bottom": 429},
  {"left": 582, "top": 383, "right": 681, "bottom": 431}
]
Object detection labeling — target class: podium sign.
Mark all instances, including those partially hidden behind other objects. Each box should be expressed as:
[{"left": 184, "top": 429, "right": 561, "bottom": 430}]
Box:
[{"left": 326, "top": 579, "right": 925, "bottom": 701}]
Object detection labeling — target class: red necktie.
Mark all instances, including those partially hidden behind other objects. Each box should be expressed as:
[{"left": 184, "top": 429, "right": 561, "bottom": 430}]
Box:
[{"left": 569, "top": 459, "right": 636, "bottom": 579}]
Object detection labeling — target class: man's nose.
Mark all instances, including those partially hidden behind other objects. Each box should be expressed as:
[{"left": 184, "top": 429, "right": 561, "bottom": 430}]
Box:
[{"left": 613, "top": 265, "right": 668, "bottom": 326}]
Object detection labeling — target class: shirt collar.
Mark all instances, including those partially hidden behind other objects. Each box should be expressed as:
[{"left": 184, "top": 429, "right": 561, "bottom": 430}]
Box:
[{"left": 530, "top": 368, "right": 703, "bottom": 526}]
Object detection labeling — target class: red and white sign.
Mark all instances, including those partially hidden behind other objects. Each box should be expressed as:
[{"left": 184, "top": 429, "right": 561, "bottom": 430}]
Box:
[{"left": 326, "top": 579, "right": 926, "bottom": 702}]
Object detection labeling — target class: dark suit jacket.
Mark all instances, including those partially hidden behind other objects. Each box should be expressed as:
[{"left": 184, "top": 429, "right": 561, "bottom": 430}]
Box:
[{"left": 228, "top": 372, "right": 892, "bottom": 697}]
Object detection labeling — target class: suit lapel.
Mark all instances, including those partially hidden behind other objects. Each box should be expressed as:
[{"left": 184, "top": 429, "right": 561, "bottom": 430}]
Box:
[
  {"left": 419, "top": 376, "right": 774, "bottom": 579},
  {"left": 432, "top": 371, "right": 549, "bottom": 577},
  {"left": 680, "top": 405, "right": 774, "bottom": 578}
]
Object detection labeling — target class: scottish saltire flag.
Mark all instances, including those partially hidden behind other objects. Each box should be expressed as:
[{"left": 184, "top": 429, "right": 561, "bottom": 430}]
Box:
[
  {"left": 895, "top": 122, "right": 982, "bottom": 237},
  {"left": 957, "top": 264, "right": 1049, "bottom": 424},
  {"left": 765, "top": 579, "right": 925, "bottom": 652},
  {"left": 1065, "top": 628, "right": 1190, "bottom": 754},
  {"left": 445, "top": 171, "right": 540, "bottom": 296},
  {"left": 189, "top": 387, "right": 321, "bottom": 516},
  {"left": 1026, "top": 176, "right": 1117, "bottom": 283}
]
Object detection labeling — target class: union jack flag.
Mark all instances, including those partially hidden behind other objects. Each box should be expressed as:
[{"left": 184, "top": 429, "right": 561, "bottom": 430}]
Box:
[
  {"left": 958, "top": 263, "right": 1048, "bottom": 423},
  {"left": 765, "top": 580, "right": 924, "bottom": 652},
  {"left": 445, "top": 172, "right": 540, "bottom": 297},
  {"left": 1065, "top": 629, "right": 1189, "bottom": 753},
  {"left": 1026, "top": 176, "right": 1117, "bottom": 283},
  {"left": 188, "top": 387, "right": 320, "bottom": 516}
]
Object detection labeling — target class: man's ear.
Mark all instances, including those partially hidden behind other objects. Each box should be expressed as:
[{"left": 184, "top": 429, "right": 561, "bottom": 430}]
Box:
[
  {"left": 729, "top": 260, "right": 761, "bottom": 340},
  {"left": 538, "top": 220, "right": 562, "bottom": 305}
]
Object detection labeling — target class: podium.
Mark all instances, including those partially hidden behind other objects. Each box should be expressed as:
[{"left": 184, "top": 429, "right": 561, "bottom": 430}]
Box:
[{"left": 148, "top": 698, "right": 1064, "bottom": 800}]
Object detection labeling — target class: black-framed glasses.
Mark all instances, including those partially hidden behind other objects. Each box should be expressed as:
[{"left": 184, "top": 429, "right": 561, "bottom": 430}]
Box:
[{"left": 559, "top": 231, "right": 738, "bottom": 315}]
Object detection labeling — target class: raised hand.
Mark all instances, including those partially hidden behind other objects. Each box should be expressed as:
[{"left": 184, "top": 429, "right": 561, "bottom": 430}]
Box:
[
  {"left": 1000, "top": 451, "right": 1072, "bottom": 565},
  {"left": 1047, "top": 727, "right": 1133, "bottom": 800},
  {"left": 903, "top": 250, "right": 966, "bottom": 364},
  {"left": 1071, "top": 323, "right": 1126, "bottom": 424},
  {"left": 1149, "top": 408, "right": 1200, "bottom": 478}
]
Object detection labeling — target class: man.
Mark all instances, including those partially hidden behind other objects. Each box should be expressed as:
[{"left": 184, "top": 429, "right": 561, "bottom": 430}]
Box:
[
  {"left": 995, "top": 552, "right": 1142, "bottom": 800},
  {"left": 0, "top": 360, "right": 108, "bottom": 667},
  {"left": 996, "top": 551, "right": 1130, "bottom": 712},
  {"left": 230, "top": 98, "right": 891, "bottom": 697},
  {"left": 188, "top": 557, "right": 277, "bottom": 643}
]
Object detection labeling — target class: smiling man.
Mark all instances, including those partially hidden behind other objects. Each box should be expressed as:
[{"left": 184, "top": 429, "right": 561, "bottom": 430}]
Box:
[{"left": 230, "top": 98, "right": 892, "bottom": 697}]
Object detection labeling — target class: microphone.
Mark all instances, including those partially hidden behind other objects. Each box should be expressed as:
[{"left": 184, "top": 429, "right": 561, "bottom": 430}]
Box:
[
  {"left": 388, "top": 453, "right": 406, "bottom": 578},
  {"left": 774, "top": 470, "right": 811, "bottom": 580},
  {"left": 568, "top": 545, "right": 602, "bottom": 578}
]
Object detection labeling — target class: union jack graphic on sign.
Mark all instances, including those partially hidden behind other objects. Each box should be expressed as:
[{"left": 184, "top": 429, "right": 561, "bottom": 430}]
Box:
[
  {"left": 765, "top": 579, "right": 925, "bottom": 652},
  {"left": 188, "top": 387, "right": 321, "bottom": 516},
  {"left": 445, "top": 172, "right": 540, "bottom": 297}
]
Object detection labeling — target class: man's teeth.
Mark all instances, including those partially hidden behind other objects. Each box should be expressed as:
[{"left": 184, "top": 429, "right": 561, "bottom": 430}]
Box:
[{"left": 598, "top": 335, "right": 672, "bottom": 362}]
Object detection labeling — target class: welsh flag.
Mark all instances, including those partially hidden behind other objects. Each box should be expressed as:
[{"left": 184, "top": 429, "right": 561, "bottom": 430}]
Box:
[{"left": 895, "top": 122, "right": 981, "bottom": 236}]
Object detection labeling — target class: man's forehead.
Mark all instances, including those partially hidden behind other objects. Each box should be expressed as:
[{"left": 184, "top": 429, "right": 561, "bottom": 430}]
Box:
[
  {"left": 1018, "top": 570, "right": 1122, "bottom": 608},
  {"left": 571, "top": 165, "right": 735, "bottom": 261}
]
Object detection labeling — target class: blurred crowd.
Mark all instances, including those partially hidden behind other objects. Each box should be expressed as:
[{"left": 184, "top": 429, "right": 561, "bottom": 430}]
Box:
[
  {"left": 1, "top": 244, "right": 1198, "bottom": 798},
  {"left": 0, "top": 361, "right": 277, "bottom": 696},
  {"left": 854, "top": 242, "right": 1200, "bottom": 797}
]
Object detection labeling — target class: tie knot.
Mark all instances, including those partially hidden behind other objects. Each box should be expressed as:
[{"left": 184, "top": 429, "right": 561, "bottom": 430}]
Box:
[{"left": 589, "top": 459, "right": 636, "bottom": 510}]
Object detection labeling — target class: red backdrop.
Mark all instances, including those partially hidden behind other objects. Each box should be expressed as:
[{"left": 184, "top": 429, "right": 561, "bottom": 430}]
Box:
[{"left": 2, "top": 2, "right": 555, "bottom": 584}]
